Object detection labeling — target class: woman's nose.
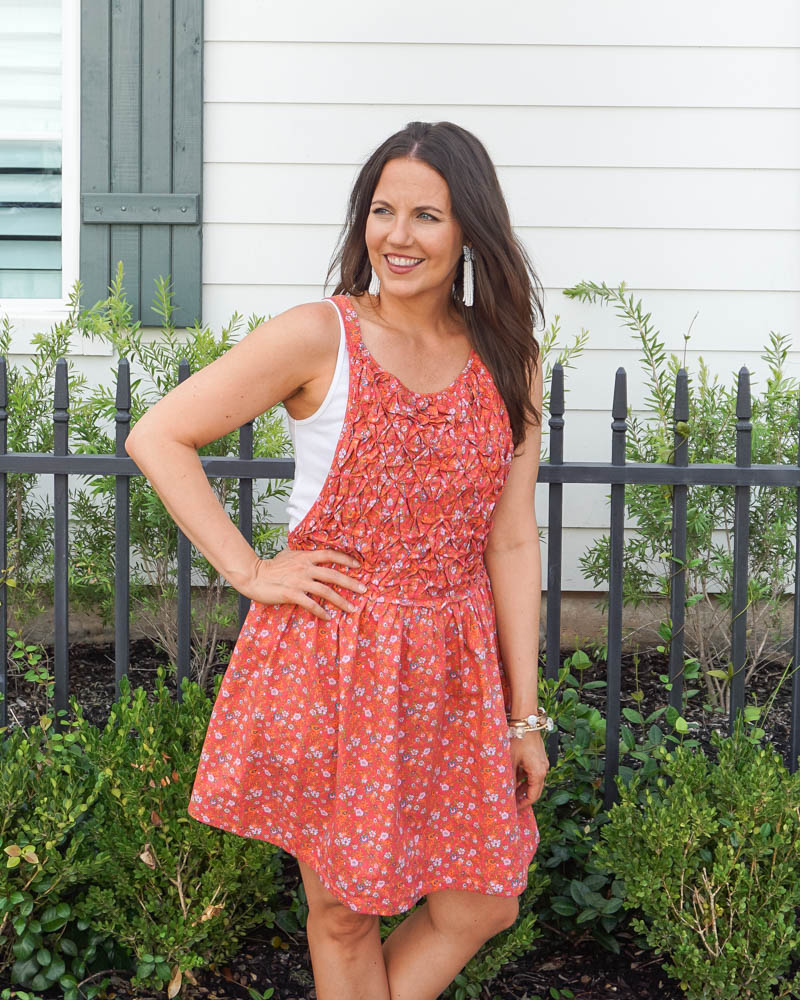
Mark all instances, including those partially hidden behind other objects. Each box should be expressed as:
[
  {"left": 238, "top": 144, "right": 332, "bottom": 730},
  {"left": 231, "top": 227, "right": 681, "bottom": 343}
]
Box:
[{"left": 387, "top": 217, "right": 413, "bottom": 245}]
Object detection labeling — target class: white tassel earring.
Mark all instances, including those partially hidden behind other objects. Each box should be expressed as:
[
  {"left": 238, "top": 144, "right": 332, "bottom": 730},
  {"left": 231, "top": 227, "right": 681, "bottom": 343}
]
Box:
[
  {"left": 369, "top": 267, "right": 381, "bottom": 296},
  {"left": 462, "top": 245, "right": 474, "bottom": 307}
]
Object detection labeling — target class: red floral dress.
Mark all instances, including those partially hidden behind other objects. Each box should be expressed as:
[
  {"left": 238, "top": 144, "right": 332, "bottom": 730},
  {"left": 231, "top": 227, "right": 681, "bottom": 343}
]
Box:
[{"left": 187, "top": 294, "right": 540, "bottom": 915}]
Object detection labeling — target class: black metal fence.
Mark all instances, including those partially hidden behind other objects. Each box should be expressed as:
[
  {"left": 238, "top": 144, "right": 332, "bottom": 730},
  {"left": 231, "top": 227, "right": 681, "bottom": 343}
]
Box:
[{"left": 1, "top": 357, "right": 799, "bottom": 808}]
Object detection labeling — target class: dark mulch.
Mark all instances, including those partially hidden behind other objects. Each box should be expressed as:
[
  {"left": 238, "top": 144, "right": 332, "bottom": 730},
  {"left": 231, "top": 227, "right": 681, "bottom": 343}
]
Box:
[
  {"left": 3, "top": 636, "right": 798, "bottom": 999},
  {"left": 144, "top": 897, "right": 688, "bottom": 1000}
]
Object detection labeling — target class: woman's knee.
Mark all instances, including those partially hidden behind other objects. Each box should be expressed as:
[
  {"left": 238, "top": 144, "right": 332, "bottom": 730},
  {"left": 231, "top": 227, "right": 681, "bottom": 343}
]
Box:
[
  {"left": 426, "top": 888, "right": 519, "bottom": 938},
  {"left": 308, "top": 901, "right": 380, "bottom": 943},
  {"left": 297, "top": 857, "right": 379, "bottom": 941}
]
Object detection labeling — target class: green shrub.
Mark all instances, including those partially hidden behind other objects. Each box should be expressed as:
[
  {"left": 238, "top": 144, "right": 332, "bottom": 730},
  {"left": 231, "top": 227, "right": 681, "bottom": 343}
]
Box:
[
  {"left": 0, "top": 714, "right": 116, "bottom": 999},
  {"left": 566, "top": 280, "right": 799, "bottom": 711},
  {"left": 522, "top": 645, "right": 702, "bottom": 954},
  {"left": 70, "top": 669, "right": 284, "bottom": 997},
  {"left": 0, "top": 670, "right": 289, "bottom": 998},
  {"left": 594, "top": 720, "right": 800, "bottom": 999}
]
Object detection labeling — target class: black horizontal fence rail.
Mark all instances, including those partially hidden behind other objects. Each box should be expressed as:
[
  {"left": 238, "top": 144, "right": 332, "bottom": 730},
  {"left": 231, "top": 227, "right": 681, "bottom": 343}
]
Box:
[{"left": 0, "top": 358, "right": 798, "bottom": 808}]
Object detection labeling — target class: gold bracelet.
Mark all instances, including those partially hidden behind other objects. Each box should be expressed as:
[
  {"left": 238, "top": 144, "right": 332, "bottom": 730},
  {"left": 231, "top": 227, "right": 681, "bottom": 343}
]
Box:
[{"left": 506, "top": 707, "right": 555, "bottom": 740}]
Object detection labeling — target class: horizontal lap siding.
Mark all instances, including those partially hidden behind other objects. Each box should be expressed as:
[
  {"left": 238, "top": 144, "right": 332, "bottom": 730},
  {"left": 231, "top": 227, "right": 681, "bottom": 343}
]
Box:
[
  {"left": 204, "top": 0, "right": 800, "bottom": 47},
  {"left": 204, "top": 223, "right": 800, "bottom": 291},
  {"left": 201, "top": 287, "right": 800, "bottom": 355},
  {"left": 206, "top": 43, "right": 799, "bottom": 108},
  {"left": 206, "top": 163, "right": 800, "bottom": 230},
  {"left": 198, "top": 2, "right": 798, "bottom": 588},
  {"left": 204, "top": 105, "right": 800, "bottom": 168}
]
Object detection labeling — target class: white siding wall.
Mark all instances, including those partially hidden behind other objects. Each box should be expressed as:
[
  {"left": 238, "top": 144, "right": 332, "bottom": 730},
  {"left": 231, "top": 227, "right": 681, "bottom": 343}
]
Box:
[
  {"left": 7, "top": 2, "right": 794, "bottom": 592},
  {"left": 202, "top": 0, "right": 800, "bottom": 590}
]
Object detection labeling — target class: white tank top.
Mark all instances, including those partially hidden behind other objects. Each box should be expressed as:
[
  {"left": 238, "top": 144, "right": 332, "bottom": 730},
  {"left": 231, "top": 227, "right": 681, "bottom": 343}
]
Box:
[{"left": 285, "top": 298, "right": 349, "bottom": 532}]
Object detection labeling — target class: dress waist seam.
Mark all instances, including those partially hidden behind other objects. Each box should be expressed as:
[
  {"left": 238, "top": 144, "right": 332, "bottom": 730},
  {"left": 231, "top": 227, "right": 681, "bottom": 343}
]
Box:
[{"left": 337, "top": 572, "right": 491, "bottom": 610}]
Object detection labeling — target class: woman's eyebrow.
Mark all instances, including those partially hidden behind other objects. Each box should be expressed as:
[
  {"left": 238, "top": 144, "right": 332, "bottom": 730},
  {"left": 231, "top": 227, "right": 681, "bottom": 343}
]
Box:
[{"left": 370, "top": 199, "right": 444, "bottom": 213}]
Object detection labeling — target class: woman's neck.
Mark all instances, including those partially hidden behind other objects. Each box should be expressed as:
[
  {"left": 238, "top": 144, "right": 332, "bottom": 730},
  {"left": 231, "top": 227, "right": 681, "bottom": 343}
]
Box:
[{"left": 359, "top": 287, "right": 463, "bottom": 341}]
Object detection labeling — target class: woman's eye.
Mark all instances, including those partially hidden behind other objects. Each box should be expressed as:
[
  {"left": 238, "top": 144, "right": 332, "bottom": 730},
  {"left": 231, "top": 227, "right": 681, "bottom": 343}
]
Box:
[
  {"left": 419, "top": 212, "right": 437, "bottom": 221},
  {"left": 372, "top": 207, "right": 390, "bottom": 215}
]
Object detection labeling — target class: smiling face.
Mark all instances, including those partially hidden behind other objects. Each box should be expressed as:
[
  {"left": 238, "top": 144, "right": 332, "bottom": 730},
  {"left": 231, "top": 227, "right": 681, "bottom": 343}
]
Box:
[{"left": 365, "top": 156, "right": 465, "bottom": 302}]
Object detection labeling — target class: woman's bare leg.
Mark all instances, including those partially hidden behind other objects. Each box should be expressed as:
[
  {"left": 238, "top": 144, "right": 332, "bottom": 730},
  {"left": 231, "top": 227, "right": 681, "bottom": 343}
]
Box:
[
  {"left": 381, "top": 888, "right": 519, "bottom": 1000},
  {"left": 297, "top": 858, "right": 391, "bottom": 1000}
]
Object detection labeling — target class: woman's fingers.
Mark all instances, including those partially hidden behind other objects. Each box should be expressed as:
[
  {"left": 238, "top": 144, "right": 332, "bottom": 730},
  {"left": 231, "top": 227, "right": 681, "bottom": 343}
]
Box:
[
  {"left": 299, "top": 550, "right": 366, "bottom": 611},
  {"left": 292, "top": 590, "right": 334, "bottom": 621},
  {"left": 516, "top": 770, "right": 545, "bottom": 806},
  {"left": 251, "top": 548, "right": 367, "bottom": 618},
  {"left": 313, "top": 564, "right": 368, "bottom": 596},
  {"left": 314, "top": 549, "right": 363, "bottom": 571},
  {"left": 302, "top": 579, "right": 360, "bottom": 615}
]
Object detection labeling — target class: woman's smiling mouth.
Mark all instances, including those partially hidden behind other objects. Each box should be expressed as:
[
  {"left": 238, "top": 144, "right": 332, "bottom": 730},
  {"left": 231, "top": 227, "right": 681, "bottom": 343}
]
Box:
[{"left": 384, "top": 254, "right": 424, "bottom": 273}]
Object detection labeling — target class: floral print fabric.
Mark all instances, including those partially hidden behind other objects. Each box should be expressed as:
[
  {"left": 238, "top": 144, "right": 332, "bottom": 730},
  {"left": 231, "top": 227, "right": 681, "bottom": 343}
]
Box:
[{"left": 187, "top": 294, "right": 540, "bottom": 915}]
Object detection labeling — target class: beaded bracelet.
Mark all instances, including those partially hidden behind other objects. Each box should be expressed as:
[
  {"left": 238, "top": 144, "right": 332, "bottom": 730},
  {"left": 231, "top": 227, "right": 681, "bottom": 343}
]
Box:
[{"left": 506, "top": 707, "right": 555, "bottom": 740}]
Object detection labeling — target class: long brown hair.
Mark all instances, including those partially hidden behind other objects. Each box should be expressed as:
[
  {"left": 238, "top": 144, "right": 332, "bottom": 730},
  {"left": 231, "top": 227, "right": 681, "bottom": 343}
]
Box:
[{"left": 326, "top": 120, "right": 544, "bottom": 450}]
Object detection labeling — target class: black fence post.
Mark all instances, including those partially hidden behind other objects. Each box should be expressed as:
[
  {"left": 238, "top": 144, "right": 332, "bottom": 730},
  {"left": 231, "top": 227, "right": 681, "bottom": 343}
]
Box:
[
  {"left": 545, "top": 363, "right": 564, "bottom": 768},
  {"left": 53, "top": 359, "right": 70, "bottom": 734},
  {"left": 176, "top": 359, "right": 192, "bottom": 703},
  {"left": 604, "top": 367, "right": 627, "bottom": 810},
  {"left": 729, "top": 367, "right": 751, "bottom": 732},
  {"left": 668, "top": 369, "right": 689, "bottom": 714},
  {"left": 0, "top": 359, "right": 6, "bottom": 731},
  {"left": 238, "top": 419, "right": 254, "bottom": 631},
  {"left": 114, "top": 358, "right": 132, "bottom": 701}
]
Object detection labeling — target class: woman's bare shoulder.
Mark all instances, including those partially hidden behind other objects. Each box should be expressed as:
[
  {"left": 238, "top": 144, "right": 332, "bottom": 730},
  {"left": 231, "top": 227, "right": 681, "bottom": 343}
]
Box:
[
  {"left": 126, "top": 298, "right": 342, "bottom": 451},
  {"left": 239, "top": 296, "right": 343, "bottom": 399},
  {"left": 260, "top": 298, "right": 341, "bottom": 349}
]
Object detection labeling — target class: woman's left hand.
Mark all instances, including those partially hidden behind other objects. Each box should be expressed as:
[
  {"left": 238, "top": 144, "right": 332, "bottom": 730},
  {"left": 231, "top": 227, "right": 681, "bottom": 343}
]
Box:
[{"left": 510, "top": 729, "right": 550, "bottom": 808}]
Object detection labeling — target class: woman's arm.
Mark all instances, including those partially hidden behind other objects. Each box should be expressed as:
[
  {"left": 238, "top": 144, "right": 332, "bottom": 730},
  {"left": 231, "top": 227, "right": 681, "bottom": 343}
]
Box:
[
  {"left": 124, "top": 301, "right": 364, "bottom": 613},
  {"left": 483, "top": 359, "right": 544, "bottom": 717}
]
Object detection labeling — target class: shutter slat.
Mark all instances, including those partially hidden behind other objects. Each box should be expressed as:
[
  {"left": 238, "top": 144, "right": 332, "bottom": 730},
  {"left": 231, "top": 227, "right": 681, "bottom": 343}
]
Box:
[
  {"left": 109, "top": 0, "right": 142, "bottom": 319},
  {"left": 141, "top": 0, "right": 174, "bottom": 321},
  {"left": 79, "top": 0, "right": 111, "bottom": 312},
  {"left": 171, "top": 0, "right": 203, "bottom": 328}
]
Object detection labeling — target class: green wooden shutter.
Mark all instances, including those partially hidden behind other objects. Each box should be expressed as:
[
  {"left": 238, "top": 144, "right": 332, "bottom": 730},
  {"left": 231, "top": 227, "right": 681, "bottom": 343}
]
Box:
[{"left": 80, "top": 0, "right": 203, "bottom": 327}]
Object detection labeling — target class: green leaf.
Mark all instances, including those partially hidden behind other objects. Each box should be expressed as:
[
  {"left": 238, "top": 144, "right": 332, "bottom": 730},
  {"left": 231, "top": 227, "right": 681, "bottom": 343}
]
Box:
[
  {"left": 706, "top": 669, "right": 729, "bottom": 680},
  {"left": 622, "top": 708, "right": 644, "bottom": 725},
  {"left": 569, "top": 881, "right": 592, "bottom": 906}
]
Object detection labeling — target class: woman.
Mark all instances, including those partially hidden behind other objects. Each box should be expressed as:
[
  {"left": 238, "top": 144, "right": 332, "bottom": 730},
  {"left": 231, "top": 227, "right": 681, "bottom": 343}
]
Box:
[{"left": 125, "top": 120, "right": 550, "bottom": 1000}]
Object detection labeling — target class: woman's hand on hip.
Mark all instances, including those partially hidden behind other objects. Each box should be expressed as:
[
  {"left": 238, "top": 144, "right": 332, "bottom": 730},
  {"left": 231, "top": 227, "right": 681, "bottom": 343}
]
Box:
[{"left": 238, "top": 548, "right": 367, "bottom": 620}]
